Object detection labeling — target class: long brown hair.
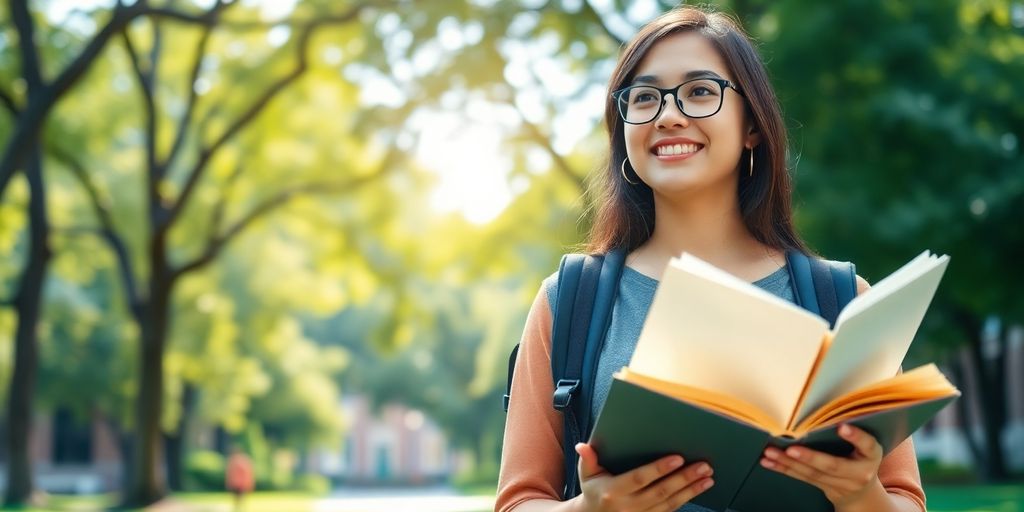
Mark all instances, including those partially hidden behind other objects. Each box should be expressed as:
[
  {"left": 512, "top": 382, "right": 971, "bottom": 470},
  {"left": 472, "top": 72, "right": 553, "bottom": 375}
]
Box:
[{"left": 586, "top": 6, "right": 809, "bottom": 255}]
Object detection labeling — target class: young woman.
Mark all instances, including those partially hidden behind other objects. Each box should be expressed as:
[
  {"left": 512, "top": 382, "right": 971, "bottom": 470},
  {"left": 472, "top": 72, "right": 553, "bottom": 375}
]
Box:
[{"left": 497, "top": 6, "right": 926, "bottom": 512}]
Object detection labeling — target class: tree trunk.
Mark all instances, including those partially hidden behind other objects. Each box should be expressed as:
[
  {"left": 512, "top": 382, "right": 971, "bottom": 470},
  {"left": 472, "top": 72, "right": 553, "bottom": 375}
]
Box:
[
  {"left": 122, "top": 278, "right": 172, "bottom": 507},
  {"left": 949, "top": 355, "right": 985, "bottom": 465},
  {"left": 163, "top": 433, "right": 182, "bottom": 492},
  {"left": 164, "top": 383, "right": 197, "bottom": 491},
  {"left": 110, "top": 421, "right": 135, "bottom": 497},
  {"left": 0, "top": 418, "right": 7, "bottom": 462},
  {"left": 952, "top": 309, "right": 1009, "bottom": 481},
  {"left": 214, "top": 425, "right": 230, "bottom": 455},
  {"left": 3, "top": 147, "right": 50, "bottom": 507},
  {"left": 968, "top": 339, "right": 1009, "bottom": 480}
]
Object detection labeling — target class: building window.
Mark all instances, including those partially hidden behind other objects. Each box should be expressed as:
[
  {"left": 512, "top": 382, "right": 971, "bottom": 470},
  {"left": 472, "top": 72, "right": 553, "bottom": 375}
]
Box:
[{"left": 53, "top": 408, "right": 92, "bottom": 464}]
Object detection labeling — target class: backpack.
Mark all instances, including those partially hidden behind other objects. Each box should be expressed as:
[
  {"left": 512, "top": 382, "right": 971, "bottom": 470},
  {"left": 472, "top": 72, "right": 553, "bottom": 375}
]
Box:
[{"left": 502, "top": 249, "right": 857, "bottom": 500}]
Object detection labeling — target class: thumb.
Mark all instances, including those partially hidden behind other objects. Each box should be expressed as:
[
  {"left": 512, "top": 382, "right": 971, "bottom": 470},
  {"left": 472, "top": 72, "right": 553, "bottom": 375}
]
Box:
[{"left": 575, "top": 442, "right": 607, "bottom": 480}]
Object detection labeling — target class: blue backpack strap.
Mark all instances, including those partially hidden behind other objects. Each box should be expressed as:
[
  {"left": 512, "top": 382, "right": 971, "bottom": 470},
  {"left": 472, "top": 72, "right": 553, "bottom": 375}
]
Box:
[
  {"left": 553, "top": 254, "right": 600, "bottom": 498},
  {"left": 579, "top": 249, "right": 626, "bottom": 436},
  {"left": 550, "top": 254, "right": 587, "bottom": 388},
  {"left": 785, "top": 250, "right": 857, "bottom": 328},
  {"left": 555, "top": 249, "right": 626, "bottom": 499},
  {"left": 827, "top": 259, "right": 858, "bottom": 311},
  {"left": 503, "top": 254, "right": 584, "bottom": 413}
]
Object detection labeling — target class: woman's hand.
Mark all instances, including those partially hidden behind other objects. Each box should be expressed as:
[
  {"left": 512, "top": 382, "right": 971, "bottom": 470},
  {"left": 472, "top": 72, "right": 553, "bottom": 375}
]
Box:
[
  {"left": 573, "top": 442, "right": 714, "bottom": 512},
  {"left": 760, "top": 424, "right": 886, "bottom": 510}
]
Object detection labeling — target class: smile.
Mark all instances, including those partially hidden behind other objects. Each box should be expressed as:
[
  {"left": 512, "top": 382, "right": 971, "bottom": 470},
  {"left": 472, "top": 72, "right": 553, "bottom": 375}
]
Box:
[{"left": 654, "top": 143, "right": 703, "bottom": 157}]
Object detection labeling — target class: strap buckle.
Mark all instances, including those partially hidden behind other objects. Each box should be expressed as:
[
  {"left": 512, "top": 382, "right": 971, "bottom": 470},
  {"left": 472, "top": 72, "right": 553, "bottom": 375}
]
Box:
[{"left": 553, "top": 379, "right": 580, "bottom": 410}]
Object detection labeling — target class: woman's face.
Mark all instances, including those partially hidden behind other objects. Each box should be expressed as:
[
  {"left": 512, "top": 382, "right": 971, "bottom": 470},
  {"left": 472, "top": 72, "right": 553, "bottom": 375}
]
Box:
[{"left": 622, "top": 31, "right": 756, "bottom": 196}]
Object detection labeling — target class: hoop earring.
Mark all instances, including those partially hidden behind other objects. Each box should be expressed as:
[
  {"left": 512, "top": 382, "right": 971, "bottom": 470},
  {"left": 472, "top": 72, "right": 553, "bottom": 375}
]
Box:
[
  {"left": 621, "top": 159, "right": 639, "bottom": 185},
  {"left": 748, "top": 148, "right": 754, "bottom": 177}
]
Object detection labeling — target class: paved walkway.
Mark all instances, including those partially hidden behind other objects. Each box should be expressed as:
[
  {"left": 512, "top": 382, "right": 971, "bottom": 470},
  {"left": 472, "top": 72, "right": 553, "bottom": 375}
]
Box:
[{"left": 313, "top": 486, "right": 494, "bottom": 512}]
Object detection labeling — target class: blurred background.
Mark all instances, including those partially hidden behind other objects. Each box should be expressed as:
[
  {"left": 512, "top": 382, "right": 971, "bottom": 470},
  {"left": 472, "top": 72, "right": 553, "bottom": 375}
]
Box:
[{"left": 0, "top": 0, "right": 1021, "bottom": 511}]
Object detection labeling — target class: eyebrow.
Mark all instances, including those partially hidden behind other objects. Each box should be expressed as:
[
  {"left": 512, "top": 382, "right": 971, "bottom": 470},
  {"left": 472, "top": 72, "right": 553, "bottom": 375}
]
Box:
[{"left": 632, "top": 69, "right": 725, "bottom": 85}]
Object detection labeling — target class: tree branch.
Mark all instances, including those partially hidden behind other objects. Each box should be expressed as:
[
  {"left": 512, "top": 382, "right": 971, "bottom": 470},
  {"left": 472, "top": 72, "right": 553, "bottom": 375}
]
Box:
[
  {"left": 580, "top": 0, "right": 626, "bottom": 47},
  {"left": 120, "top": 27, "right": 159, "bottom": 179},
  {"left": 0, "top": 0, "right": 396, "bottom": 202},
  {"left": 514, "top": 63, "right": 589, "bottom": 192},
  {"left": 0, "top": 0, "right": 352, "bottom": 201},
  {"left": 172, "top": 152, "right": 398, "bottom": 279},
  {"left": 0, "top": 2, "right": 146, "bottom": 199},
  {"left": 165, "top": 1, "right": 230, "bottom": 170},
  {"left": 50, "top": 147, "right": 144, "bottom": 315},
  {"left": 11, "top": 0, "right": 45, "bottom": 90},
  {"left": 145, "top": 7, "right": 385, "bottom": 31},
  {"left": 205, "top": 161, "right": 244, "bottom": 244},
  {"left": 164, "top": 2, "right": 373, "bottom": 230},
  {"left": 0, "top": 87, "right": 19, "bottom": 116},
  {"left": 519, "top": 116, "right": 586, "bottom": 192}
]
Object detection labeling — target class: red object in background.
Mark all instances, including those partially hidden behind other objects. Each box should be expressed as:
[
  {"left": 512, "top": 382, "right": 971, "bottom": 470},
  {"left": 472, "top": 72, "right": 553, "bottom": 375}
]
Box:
[{"left": 226, "top": 452, "right": 255, "bottom": 493}]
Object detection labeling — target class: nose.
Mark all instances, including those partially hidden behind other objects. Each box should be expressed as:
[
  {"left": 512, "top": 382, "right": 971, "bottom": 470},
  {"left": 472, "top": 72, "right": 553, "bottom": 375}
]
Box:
[{"left": 655, "top": 93, "right": 690, "bottom": 129}]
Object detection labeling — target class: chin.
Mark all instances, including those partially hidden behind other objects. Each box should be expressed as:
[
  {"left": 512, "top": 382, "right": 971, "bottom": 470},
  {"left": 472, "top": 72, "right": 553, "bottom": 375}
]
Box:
[{"left": 641, "top": 166, "right": 734, "bottom": 195}]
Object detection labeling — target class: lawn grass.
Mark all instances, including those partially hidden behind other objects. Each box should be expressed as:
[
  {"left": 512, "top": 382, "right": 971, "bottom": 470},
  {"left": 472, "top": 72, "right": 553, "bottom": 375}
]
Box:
[
  {"left": 3, "top": 484, "right": 1020, "bottom": 511},
  {"left": 925, "top": 484, "right": 1024, "bottom": 512},
  {"left": 174, "top": 492, "right": 318, "bottom": 512}
]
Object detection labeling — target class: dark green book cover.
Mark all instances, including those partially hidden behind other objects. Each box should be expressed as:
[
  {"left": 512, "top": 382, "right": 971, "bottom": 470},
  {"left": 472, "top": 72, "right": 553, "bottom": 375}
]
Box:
[{"left": 588, "top": 379, "right": 956, "bottom": 512}]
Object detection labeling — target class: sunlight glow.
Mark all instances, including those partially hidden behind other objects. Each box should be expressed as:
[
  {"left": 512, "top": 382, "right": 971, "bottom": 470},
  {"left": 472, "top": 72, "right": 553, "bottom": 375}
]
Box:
[{"left": 413, "top": 107, "right": 516, "bottom": 225}]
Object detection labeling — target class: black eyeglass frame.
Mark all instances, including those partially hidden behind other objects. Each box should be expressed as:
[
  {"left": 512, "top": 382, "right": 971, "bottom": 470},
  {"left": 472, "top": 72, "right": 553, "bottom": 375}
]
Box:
[{"left": 611, "top": 77, "right": 745, "bottom": 125}]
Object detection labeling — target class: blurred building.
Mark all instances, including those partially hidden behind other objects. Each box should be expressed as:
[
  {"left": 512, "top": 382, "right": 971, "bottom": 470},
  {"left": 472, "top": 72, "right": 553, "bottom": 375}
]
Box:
[
  {"left": 306, "top": 395, "right": 459, "bottom": 485},
  {"left": 0, "top": 410, "right": 121, "bottom": 494},
  {"left": 0, "top": 394, "right": 462, "bottom": 494}
]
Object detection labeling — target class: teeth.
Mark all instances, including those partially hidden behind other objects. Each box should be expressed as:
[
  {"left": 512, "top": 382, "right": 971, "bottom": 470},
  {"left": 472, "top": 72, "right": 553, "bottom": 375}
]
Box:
[{"left": 656, "top": 143, "right": 700, "bottom": 156}]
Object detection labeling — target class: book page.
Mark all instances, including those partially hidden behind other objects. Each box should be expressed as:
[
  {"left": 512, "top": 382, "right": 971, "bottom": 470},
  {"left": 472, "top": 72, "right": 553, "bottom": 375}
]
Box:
[
  {"left": 618, "top": 368, "right": 785, "bottom": 435},
  {"left": 794, "top": 364, "right": 958, "bottom": 433},
  {"left": 629, "top": 253, "right": 830, "bottom": 428},
  {"left": 795, "top": 253, "right": 949, "bottom": 423}
]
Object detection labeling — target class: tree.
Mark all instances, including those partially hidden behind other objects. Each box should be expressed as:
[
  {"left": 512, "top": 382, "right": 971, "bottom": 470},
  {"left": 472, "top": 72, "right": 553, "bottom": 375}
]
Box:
[
  {"left": 1, "top": 1, "right": 53, "bottom": 503},
  {"left": 0, "top": 1, "right": 334, "bottom": 504},
  {"left": 0, "top": 0, "right": 239, "bottom": 201},
  {"left": 759, "top": 0, "right": 1023, "bottom": 479},
  {"left": 50, "top": 1, "right": 398, "bottom": 504}
]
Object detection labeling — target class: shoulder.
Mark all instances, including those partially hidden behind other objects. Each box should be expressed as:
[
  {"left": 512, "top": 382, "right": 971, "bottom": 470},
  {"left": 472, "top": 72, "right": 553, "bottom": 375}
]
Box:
[{"left": 855, "top": 274, "right": 871, "bottom": 296}]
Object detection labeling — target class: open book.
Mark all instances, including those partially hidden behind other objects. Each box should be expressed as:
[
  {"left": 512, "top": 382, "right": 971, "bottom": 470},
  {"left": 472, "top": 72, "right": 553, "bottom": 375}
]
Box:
[{"left": 588, "top": 251, "right": 958, "bottom": 512}]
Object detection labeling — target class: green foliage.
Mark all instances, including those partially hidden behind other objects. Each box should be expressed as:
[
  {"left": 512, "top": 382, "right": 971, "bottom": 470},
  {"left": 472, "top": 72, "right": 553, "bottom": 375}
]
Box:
[
  {"left": 758, "top": 0, "right": 1023, "bottom": 358},
  {"left": 919, "top": 459, "right": 979, "bottom": 485},
  {"left": 293, "top": 473, "right": 330, "bottom": 495},
  {"left": 185, "top": 450, "right": 226, "bottom": 491}
]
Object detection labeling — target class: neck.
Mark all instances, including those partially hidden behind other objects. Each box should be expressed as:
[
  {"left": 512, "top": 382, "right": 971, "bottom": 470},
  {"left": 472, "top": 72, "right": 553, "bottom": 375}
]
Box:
[{"left": 633, "top": 186, "right": 776, "bottom": 279}]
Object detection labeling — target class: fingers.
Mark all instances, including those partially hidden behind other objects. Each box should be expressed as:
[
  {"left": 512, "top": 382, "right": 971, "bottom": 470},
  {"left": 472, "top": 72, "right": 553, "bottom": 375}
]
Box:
[
  {"left": 761, "top": 447, "right": 852, "bottom": 490},
  {"left": 610, "top": 453, "right": 686, "bottom": 494},
  {"left": 838, "top": 424, "right": 883, "bottom": 460},
  {"left": 636, "top": 462, "right": 714, "bottom": 512},
  {"left": 575, "top": 443, "right": 608, "bottom": 480},
  {"left": 575, "top": 445, "right": 714, "bottom": 511}
]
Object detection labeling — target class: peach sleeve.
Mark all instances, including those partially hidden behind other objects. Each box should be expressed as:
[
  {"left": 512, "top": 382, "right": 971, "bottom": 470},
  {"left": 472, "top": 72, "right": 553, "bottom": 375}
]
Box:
[
  {"left": 495, "top": 287, "right": 565, "bottom": 512},
  {"left": 877, "top": 437, "right": 927, "bottom": 511}
]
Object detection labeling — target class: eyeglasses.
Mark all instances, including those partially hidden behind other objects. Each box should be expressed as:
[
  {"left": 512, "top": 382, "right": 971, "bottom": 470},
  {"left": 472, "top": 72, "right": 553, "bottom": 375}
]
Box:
[{"left": 611, "top": 77, "right": 744, "bottom": 124}]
